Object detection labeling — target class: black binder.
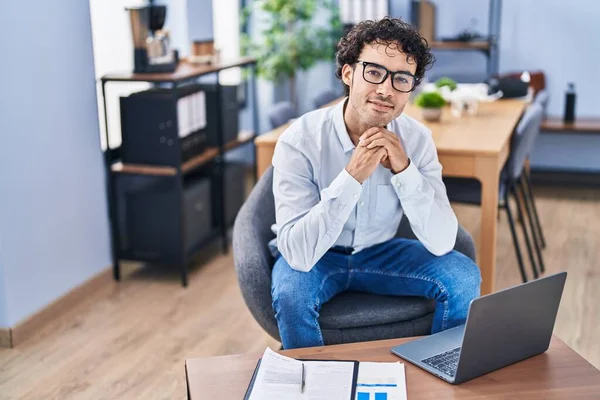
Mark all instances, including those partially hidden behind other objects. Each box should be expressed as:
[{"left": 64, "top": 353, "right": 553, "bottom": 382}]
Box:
[{"left": 244, "top": 358, "right": 360, "bottom": 400}]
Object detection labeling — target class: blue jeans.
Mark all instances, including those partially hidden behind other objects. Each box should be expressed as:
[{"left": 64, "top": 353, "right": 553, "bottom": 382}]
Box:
[{"left": 271, "top": 238, "right": 481, "bottom": 349}]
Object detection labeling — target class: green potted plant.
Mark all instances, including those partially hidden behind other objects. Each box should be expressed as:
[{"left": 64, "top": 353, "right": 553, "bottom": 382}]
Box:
[
  {"left": 435, "top": 76, "right": 458, "bottom": 91},
  {"left": 240, "top": 0, "right": 343, "bottom": 108},
  {"left": 414, "top": 91, "right": 446, "bottom": 121}
]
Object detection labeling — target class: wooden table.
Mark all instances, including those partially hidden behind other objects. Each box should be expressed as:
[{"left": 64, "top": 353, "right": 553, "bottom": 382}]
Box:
[
  {"left": 255, "top": 98, "right": 528, "bottom": 295},
  {"left": 185, "top": 335, "right": 600, "bottom": 399}
]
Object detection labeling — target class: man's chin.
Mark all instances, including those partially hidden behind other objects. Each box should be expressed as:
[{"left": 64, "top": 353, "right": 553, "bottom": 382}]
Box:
[{"left": 364, "top": 114, "right": 392, "bottom": 128}]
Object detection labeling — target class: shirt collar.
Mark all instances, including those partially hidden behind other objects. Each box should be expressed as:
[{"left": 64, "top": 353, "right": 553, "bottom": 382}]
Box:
[{"left": 332, "top": 97, "right": 356, "bottom": 154}]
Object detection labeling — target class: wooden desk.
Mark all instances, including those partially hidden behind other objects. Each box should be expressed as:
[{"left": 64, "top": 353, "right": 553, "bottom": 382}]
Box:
[
  {"left": 185, "top": 335, "right": 600, "bottom": 399},
  {"left": 255, "top": 98, "right": 528, "bottom": 295},
  {"left": 541, "top": 117, "right": 600, "bottom": 134}
]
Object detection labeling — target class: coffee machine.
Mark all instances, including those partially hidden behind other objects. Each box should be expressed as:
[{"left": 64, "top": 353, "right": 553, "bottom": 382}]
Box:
[{"left": 126, "top": 2, "right": 178, "bottom": 73}]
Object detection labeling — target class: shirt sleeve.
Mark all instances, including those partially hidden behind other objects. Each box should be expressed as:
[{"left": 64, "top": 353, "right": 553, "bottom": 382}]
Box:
[
  {"left": 390, "top": 132, "right": 458, "bottom": 256},
  {"left": 273, "top": 139, "right": 362, "bottom": 272}
]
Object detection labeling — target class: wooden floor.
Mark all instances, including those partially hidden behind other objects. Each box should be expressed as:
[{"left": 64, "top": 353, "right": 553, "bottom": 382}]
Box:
[{"left": 0, "top": 184, "right": 598, "bottom": 400}]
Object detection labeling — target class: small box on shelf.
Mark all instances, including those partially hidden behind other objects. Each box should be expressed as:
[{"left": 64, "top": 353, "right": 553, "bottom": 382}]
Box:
[
  {"left": 120, "top": 84, "right": 211, "bottom": 167},
  {"left": 198, "top": 83, "right": 240, "bottom": 147},
  {"left": 116, "top": 172, "right": 217, "bottom": 263}
]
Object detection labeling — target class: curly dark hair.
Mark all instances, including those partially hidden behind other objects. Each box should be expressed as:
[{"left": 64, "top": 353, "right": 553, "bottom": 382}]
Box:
[{"left": 335, "top": 17, "right": 435, "bottom": 96}]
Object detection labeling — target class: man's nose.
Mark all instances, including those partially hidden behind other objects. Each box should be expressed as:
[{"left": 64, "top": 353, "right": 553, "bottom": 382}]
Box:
[{"left": 376, "top": 75, "right": 394, "bottom": 97}]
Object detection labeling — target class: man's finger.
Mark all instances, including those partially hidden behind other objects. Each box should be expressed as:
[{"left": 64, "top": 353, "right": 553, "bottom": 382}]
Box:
[
  {"left": 366, "top": 137, "right": 392, "bottom": 149},
  {"left": 360, "top": 132, "right": 385, "bottom": 146},
  {"left": 359, "top": 127, "right": 382, "bottom": 142},
  {"left": 361, "top": 129, "right": 398, "bottom": 145},
  {"left": 365, "top": 144, "right": 387, "bottom": 156}
]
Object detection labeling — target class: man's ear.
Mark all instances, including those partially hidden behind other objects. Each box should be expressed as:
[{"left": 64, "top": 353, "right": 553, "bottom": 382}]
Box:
[{"left": 341, "top": 64, "right": 354, "bottom": 89}]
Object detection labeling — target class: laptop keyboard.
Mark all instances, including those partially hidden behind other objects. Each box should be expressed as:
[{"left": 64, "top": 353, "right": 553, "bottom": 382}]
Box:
[{"left": 421, "top": 347, "right": 461, "bottom": 377}]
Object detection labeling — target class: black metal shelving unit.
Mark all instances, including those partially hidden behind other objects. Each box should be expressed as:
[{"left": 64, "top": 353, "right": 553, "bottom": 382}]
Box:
[
  {"left": 100, "top": 57, "right": 258, "bottom": 287},
  {"left": 411, "top": 0, "right": 502, "bottom": 77}
]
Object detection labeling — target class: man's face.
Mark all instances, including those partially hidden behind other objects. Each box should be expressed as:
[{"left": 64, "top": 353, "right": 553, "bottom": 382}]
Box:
[{"left": 342, "top": 42, "right": 417, "bottom": 128}]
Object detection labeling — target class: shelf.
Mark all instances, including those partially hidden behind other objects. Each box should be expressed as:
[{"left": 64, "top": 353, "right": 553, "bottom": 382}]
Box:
[
  {"left": 111, "top": 162, "right": 177, "bottom": 176},
  {"left": 181, "top": 147, "right": 220, "bottom": 173},
  {"left": 430, "top": 41, "right": 491, "bottom": 51},
  {"left": 110, "top": 133, "right": 256, "bottom": 177},
  {"left": 101, "top": 57, "right": 256, "bottom": 84},
  {"left": 223, "top": 131, "right": 256, "bottom": 152},
  {"left": 111, "top": 147, "right": 219, "bottom": 176},
  {"left": 541, "top": 117, "right": 600, "bottom": 134}
]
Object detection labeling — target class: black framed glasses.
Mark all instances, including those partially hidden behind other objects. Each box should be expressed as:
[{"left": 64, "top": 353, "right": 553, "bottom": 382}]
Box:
[{"left": 357, "top": 60, "right": 418, "bottom": 93}]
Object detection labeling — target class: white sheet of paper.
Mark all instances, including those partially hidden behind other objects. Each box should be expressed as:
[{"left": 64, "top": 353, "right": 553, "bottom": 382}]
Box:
[
  {"left": 197, "top": 91, "right": 206, "bottom": 130},
  {"left": 248, "top": 348, "right": 355, "bottom": 400},
  {"left": 354, "top": 362, "right": 407, "bottom": 400}
]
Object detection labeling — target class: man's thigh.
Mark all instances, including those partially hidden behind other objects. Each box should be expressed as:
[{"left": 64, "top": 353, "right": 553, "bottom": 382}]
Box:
[
  {"left": 271, "top": 251, "right": 351, "bottom": 309},
  {"left": 347, "top": 238, "right": 481, "bottom": 298}
]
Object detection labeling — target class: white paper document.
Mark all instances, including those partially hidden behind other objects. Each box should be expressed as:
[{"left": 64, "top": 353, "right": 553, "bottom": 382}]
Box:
[
  {"left": 248, "top": 348, "right": 355, "bottom": 400},
  {"left": 354, "top": 362, "right": 407, "bottom": 400},
  {"left": 177, "top": 96, "right": 190, "bottom": 138}
]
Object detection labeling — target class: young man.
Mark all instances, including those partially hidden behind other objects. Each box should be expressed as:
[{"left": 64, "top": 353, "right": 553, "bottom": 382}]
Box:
[{"left": 269, "top": 18, "right": 481, "bottom": 349}]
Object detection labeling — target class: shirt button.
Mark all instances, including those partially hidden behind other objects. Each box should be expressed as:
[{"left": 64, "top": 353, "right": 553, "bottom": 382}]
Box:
[
  {"left": 353, "top": 193, "right": 358, "bottom": 199},
  {"left": 359, "top": 201, "right": 365, "bottom": 207}
]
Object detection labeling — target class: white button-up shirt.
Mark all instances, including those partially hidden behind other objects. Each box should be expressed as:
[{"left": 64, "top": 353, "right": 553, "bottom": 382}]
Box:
[{"left": 269, "top": 98, "right": 457, "bottom": 272}]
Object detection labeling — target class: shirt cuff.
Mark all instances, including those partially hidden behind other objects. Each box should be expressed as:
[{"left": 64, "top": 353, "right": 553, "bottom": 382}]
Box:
[
  {"left": 390, "top": 159, "right": 423, "bottom": 197},
  {"left": 321, "top": 168, "right": 362, "bottom": 202}
]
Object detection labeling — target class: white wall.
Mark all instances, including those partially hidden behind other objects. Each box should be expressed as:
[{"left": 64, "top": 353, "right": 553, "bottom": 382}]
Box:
[
  {"left": 169, "top": 0, "right": 191, "bottom": 57},
  {"left": 245, "top": 0, "right": 276, "bottom": 133},
  {"left": 0, "top": 0, "right": 111, "bottom": 327},
  {"left": 212, "top": 0, "right": 241, "bottom": 84},
  {"left": 499, "top": 0, "right": 599, "bottom": 118},
  {"left": 0, "top": 250, "right": 7, "bottom": 327},
  {"left": 531, "top": 133, "right": 600, "bottom": 172},
  {"left": 90, "top": 0, "right": 151, "bottom": 149}
]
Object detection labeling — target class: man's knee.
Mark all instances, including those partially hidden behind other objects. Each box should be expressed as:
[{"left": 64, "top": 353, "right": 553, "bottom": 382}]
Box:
[
  {"left": 272, "top": 287, "right": 318, "bottom": 325},
  {"left": 271, "top": 270, "right": 318, "bottom": 319},
  {"left": 438, "top": 251, "right": 481, "bottom": 297}
]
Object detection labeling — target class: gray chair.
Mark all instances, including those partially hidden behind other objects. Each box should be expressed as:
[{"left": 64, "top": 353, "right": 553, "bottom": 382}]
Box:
[
  {"left": 268, "top": 101, "right": 297, "bottom": 129},
  {"left": 534, "top": 89, "right": 549, "bottom": 117},
  {"left": 444, "top": 102, "right": 545, "bottom": 283},
  {"left": 233, "top": 166, "right": 477, "bottom": 346},
  {"left": 524, "top": 92, "right": 548, "bottom": 250},
  {"left": 313, "top": 89, "right": 340, "bottom": 109}
]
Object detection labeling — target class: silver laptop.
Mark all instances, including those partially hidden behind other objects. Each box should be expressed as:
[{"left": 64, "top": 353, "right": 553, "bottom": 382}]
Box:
[{"left": 391, "top": 272, "right": 567, "bottom": 384}]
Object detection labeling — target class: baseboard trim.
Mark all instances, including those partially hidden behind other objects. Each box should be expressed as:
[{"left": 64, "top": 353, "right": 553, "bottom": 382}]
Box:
[
  {"left": 531, "top": 168, "right": 600, "bottom": 187},
  {"left": 0, "top": 328, "right": 12, "bottom": 347},
  {"left": 3, "top": 266, "right": 113, "bottom": 348}
]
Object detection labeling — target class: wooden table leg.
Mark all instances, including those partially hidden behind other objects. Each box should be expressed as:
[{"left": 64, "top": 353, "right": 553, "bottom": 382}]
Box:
[{"left": 475, "top": 156, "right": 501, "bottom": 295}]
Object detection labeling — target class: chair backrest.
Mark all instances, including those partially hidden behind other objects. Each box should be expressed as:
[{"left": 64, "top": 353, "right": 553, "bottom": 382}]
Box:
[
  {"left": 312, "top": 89, "right": 339, "bottom": 109},
  {"left": 508, "top": 102, "right": 544, "bottom": 181},
  {"left": 493, "top": 70, "right": 546, "bottom": 97},
  {"left": 232, "top": 167, "right": 280, "bottom": 339},
  {"left": 534, "top": 89, "right": 549, "bottom": 116},
  {"left": 268, "top": 101, "right": 297, "bottom": 129}
]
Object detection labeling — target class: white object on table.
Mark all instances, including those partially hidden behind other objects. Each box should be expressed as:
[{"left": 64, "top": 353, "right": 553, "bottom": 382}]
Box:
[
  {"left": 248, "top": 348, "right": 355, "bottom": 400},
  {"left": 354, "top": 362, "right": 407, "bottom": 400},
  {"left": 423, "top": 83, "right": 503, "bottom": 117}
]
